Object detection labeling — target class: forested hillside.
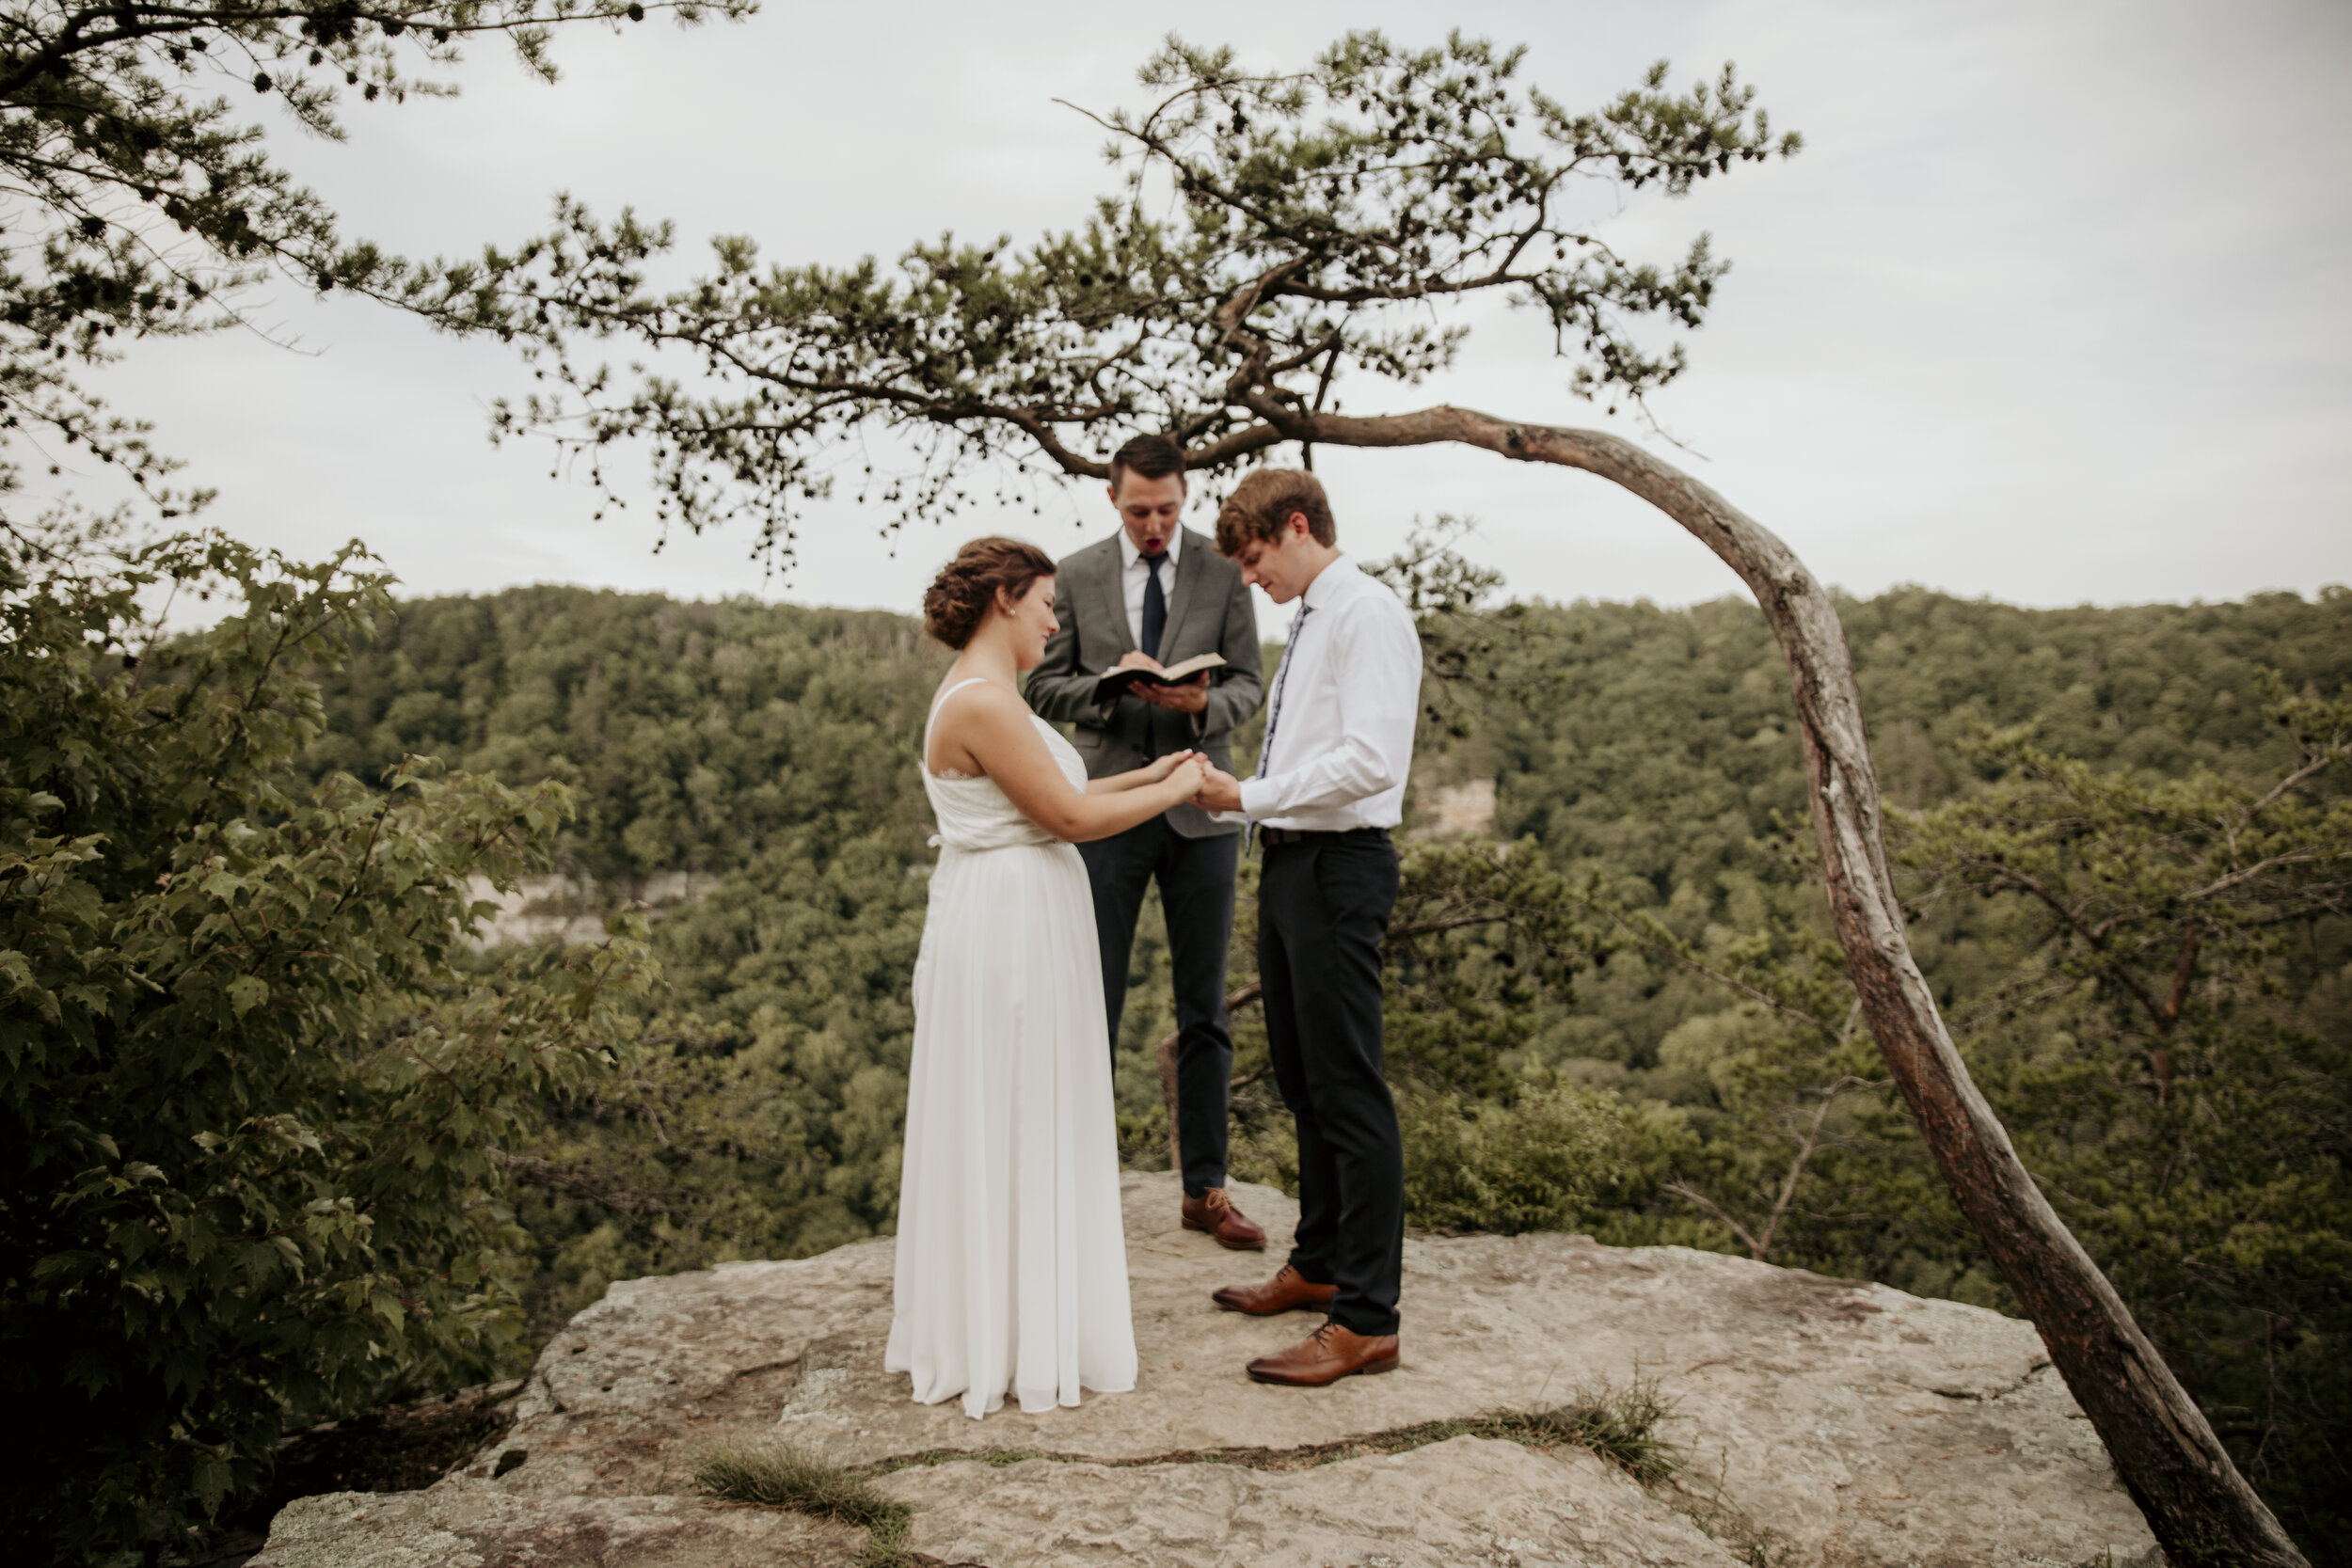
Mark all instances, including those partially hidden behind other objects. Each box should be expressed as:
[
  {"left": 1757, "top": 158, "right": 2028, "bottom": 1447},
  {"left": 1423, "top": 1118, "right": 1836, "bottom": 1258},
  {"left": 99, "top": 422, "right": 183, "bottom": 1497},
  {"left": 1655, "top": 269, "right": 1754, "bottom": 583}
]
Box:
[
  {"left": 305, "top": 580, "right": 2351, "bottom": 1556},
  {"left": 307, "top": 592, "right": 946, "bottom": 882}
]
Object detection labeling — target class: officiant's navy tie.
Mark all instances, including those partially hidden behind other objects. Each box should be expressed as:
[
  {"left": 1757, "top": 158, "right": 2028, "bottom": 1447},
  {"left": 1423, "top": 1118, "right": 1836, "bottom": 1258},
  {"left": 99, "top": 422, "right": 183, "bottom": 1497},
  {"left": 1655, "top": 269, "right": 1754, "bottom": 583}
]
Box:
[
  {"left": 1140, "top": 550, "right": 1167, "bottom": 659},
  {"left": 1244, "top": 602, "right": 1312, "bottom": 854}
]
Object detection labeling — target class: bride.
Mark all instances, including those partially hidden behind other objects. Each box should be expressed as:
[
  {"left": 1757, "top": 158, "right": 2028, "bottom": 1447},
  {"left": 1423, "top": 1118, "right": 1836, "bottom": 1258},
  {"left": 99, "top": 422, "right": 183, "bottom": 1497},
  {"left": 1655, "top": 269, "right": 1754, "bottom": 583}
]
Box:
[{"left": 888, "top": 536, "right": 1211, "bottom": 1418}]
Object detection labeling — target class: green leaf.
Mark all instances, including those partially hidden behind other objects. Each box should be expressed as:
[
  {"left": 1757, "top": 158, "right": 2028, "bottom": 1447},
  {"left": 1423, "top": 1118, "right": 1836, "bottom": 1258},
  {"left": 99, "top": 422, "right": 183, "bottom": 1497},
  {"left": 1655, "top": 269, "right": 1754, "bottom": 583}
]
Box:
[{"left": 192, "top": 1452, "right": 231, "bottom": 1514}]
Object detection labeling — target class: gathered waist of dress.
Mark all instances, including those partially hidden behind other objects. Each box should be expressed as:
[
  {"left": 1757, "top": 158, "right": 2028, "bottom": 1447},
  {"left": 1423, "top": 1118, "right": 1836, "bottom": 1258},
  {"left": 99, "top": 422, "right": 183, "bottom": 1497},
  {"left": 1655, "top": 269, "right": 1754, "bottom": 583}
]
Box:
[{"left": 928, "top": 831, "right": 1061, "bottom": 854}]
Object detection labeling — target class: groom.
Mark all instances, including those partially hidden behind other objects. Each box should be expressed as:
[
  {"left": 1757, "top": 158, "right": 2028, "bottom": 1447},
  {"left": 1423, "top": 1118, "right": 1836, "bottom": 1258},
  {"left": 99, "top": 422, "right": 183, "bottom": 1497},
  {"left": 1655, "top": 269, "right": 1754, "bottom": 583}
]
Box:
[
  {"left": 1025, "top": 434, "right": 1269, "bottom": 1249},
  {"left": 1193, "top": 468, "right": 1422, "bottom": 1387}
]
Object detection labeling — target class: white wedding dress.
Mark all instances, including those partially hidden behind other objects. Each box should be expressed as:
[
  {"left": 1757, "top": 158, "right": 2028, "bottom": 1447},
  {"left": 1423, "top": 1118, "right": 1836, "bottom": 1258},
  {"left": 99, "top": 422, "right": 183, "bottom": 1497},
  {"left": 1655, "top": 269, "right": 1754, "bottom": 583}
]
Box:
[{"left": 884, "top": 677, "right": 1137, "bottom": 1418}]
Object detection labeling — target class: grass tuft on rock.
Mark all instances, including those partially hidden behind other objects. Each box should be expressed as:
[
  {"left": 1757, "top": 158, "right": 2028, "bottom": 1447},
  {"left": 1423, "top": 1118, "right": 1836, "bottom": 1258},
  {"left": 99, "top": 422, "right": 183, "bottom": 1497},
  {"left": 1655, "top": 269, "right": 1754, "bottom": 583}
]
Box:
[
  {"left": 1492, "top": 1372, "right": 1687, "bottom": 1488},
  {"left": 691, "top": 1440, "right": 913, "bottom": 1564}
]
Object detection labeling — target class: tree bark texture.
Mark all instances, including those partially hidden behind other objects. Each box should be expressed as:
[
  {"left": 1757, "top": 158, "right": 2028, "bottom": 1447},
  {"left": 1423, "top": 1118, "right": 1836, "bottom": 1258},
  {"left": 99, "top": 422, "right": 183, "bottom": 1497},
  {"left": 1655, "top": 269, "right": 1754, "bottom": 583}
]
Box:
[{"left": 1265, "top": 403, "right": 2306, "bottom": 1567}]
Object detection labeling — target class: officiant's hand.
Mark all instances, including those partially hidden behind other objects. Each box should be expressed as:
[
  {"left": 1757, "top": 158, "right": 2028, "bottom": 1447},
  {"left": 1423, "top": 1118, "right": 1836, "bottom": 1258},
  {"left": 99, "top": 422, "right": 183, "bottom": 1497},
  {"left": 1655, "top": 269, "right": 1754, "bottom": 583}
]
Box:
[
  {"left": 1192, "top": 765, "right": 1244, "bottom": 815},
  {"left": 1137, "top": 673, "right": 1210, "bottom": 714}
]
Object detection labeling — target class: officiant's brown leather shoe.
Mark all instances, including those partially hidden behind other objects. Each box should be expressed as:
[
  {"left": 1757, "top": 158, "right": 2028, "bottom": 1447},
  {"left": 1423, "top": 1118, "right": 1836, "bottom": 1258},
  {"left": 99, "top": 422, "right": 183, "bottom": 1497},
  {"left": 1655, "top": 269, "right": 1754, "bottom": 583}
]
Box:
[
  {"left": 1212, "top": 1264, "right": 1335, "bottom": 1316},
  {"left": 1181, "top": 1188, "right": 1266, "bottom": 1250},
  {"left": 1246, "top": 1321, "right": 1400, "bottom": 1386}
]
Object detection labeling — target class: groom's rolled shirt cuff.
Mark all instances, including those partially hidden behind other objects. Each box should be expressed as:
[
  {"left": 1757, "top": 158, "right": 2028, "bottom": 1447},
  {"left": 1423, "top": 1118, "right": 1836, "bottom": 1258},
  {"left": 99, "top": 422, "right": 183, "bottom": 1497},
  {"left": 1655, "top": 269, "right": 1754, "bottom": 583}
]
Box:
[{"left": 1204, "top": 777, "right": 1283, "bottom": 825}]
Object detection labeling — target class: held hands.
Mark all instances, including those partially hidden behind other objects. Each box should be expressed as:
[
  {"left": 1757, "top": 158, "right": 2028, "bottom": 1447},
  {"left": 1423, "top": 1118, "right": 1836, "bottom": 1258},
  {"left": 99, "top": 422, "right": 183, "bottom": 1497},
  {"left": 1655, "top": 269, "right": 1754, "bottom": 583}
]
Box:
[
  {"left": 1162, "top": 752, "right": 1213, "bottom": 801},
  {"left": 1135, "top": 753, "right": 1236, "bottom": 811},
  {"left": 1136, "top": 748, "right": 1199, "bottom": 784},
  {"left": 1191, "top": 763, "right": 1244, "bottom": 815}
]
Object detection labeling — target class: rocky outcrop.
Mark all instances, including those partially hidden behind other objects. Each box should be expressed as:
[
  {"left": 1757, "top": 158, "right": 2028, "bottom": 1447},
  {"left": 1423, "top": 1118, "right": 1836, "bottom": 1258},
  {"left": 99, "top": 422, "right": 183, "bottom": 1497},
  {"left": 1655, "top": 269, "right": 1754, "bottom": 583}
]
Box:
[
  {"left": 1410, "top": 776, "right": 1498, "bottom": 840},
  {"left": 462, "top": 871, "right": 718, "bottom": 949},
  {"left": 252, "top": 1173, "right": 2161, "bottom": 1567}
]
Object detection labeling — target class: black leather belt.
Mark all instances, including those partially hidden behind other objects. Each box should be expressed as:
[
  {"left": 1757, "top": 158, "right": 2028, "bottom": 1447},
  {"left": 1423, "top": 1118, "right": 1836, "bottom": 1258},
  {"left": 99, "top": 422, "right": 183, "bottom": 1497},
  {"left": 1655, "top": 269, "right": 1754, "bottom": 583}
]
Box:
[{"left": 1259, "top": 826, "right": 1391, "bottom": 847}]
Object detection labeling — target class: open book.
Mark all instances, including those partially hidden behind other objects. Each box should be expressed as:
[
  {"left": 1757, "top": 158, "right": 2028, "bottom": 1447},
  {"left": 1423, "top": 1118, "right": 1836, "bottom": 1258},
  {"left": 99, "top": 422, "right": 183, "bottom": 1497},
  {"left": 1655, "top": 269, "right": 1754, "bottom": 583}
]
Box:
[{"left": 1094, "top": 652, "right": 1227, "bottom": 698}]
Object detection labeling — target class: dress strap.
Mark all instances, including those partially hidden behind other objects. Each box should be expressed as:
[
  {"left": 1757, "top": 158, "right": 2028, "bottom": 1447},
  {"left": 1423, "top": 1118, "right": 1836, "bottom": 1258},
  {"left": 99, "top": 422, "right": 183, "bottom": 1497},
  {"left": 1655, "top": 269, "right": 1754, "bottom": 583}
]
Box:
[{"left": 924, "top": 676, "right": 998, "bottom": 772}]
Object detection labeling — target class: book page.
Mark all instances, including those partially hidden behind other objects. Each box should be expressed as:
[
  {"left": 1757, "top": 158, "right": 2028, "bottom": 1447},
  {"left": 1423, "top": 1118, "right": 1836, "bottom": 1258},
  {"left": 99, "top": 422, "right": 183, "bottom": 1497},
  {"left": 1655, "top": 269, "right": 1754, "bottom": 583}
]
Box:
[{"left": 1097, "top": 652, "right": 1227, "bottom": 684}]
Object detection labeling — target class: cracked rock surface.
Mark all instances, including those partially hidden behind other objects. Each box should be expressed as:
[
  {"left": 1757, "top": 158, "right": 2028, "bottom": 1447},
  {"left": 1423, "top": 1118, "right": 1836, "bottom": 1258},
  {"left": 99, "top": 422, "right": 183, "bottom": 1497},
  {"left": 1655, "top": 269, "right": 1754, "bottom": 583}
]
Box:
[
  {"left": 882, "top": 1435, "right": 1740, "bottom": 1567},
  {"left": 250, "top": 1486, "right": 865, "bottom": 1566},
  {"left": 254, "top": 1172, "right": 2160, "bottom": 1567}
]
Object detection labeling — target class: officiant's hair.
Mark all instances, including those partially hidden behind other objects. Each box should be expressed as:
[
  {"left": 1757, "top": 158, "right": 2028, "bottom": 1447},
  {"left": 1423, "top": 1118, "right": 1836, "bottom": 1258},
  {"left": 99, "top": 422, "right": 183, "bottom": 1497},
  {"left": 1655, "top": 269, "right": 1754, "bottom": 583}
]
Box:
[
  {"left": 1108, "top": 433, "right": 1185, "bottom": 494},
  {"left": 923, "top": 536, "right": 1057, "bottom": 649},
  {"left": 1215, "top": 468, "right": 1336, "bottom": 555}
]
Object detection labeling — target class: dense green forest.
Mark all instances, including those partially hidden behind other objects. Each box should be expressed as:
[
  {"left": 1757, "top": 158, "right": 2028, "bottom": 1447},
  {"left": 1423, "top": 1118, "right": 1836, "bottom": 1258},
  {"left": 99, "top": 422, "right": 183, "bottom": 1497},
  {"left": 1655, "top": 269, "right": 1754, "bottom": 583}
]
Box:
[{"left": 298, "top": 578, "right": 2352, "bottom": 1557}]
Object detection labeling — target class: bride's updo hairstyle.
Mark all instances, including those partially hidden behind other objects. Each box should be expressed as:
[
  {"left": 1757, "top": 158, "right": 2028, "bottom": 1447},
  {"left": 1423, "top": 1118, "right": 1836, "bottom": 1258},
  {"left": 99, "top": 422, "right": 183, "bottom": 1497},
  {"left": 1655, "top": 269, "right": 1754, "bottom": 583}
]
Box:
[{"left": 922, "top": 536, "right": 1057, "bottom": 649}]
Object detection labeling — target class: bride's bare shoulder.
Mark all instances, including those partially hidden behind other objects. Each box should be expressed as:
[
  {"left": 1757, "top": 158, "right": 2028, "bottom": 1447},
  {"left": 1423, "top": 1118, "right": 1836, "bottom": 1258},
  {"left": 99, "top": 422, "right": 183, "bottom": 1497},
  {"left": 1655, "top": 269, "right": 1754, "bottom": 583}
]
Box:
[
  {"left": 931, "top": 676, "right": 1027, "bottom": 727},
  {"left": 928, "top": 679, "right": 1041, "bottom": 776}
]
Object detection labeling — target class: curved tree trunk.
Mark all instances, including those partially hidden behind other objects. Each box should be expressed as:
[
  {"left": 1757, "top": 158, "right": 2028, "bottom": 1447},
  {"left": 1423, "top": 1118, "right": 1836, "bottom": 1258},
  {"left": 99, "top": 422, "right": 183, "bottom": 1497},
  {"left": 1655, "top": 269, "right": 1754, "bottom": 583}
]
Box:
[{"left": 1276, "top": 403, "right": 2306, "bottom": 1567}]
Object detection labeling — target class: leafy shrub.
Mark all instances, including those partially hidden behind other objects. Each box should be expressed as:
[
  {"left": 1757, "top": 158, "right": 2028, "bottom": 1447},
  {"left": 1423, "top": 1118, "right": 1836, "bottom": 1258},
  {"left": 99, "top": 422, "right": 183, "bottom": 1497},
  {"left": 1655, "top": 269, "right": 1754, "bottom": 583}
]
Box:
[
  {"left": 0, "top": 523, "right": 652, "bottom": 1561},
  {"left": 1399, "top": 1083, "right": 1629, "bottom": 1234}
]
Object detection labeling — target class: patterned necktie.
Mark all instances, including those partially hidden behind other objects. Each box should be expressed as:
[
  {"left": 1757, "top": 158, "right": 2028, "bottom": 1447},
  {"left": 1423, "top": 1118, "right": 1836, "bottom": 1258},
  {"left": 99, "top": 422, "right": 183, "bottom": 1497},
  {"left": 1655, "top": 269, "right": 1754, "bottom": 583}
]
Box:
[
  {"left": 1245, "top": 602, "right": 1312, "bottom": 852},
  {"left": 1140, "top": 551, "right": 1167, "bottom": 659}
]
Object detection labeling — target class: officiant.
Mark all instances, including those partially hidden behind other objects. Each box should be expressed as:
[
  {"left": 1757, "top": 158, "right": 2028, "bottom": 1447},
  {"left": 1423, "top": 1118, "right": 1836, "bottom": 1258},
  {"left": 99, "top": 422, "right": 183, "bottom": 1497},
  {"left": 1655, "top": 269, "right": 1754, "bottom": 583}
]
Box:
[{"left": 1026, "top": 434, "right": 1267, "bottom": 1248}]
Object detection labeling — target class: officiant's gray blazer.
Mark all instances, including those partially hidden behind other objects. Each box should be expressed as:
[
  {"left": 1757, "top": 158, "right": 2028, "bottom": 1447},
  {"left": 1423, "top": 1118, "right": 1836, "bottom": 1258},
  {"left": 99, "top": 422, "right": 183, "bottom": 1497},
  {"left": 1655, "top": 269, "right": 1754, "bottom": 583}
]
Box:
[{"left": 1025, "top": 527, "right": 1264, "bottom": 839}]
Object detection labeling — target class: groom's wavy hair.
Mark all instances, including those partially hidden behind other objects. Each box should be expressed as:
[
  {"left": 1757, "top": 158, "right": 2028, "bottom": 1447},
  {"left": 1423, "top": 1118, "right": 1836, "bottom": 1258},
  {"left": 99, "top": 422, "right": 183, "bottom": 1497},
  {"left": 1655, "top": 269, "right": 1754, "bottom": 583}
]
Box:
[
  {"left": 923, "top": 536, "right": 1058, "bottom": 649},
  {"left": 1215, "top": 469, "right": 1337, "bottom": 556}
]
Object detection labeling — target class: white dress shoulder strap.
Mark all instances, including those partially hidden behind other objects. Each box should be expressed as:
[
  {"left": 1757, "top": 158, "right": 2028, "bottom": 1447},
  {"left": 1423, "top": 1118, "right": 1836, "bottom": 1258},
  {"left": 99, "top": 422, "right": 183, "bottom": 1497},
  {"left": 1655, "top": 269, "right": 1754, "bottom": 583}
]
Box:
[
  {"left": 925, "top": 676, "right": 998, "bottom": 774},
  {"left": 930, "top": 675, "right": 995, "bottom": 717}
]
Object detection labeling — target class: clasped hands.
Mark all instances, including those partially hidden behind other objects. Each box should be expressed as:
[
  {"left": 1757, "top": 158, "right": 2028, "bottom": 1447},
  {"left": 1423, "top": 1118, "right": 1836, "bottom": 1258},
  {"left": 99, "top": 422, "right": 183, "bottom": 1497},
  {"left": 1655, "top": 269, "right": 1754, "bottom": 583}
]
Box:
[
  {"left": 1119, "top": 657, "right": 1243, "bottom": 810},
  {"left": 1135, "top": 748, "right": 1246, "bottom": 814}
]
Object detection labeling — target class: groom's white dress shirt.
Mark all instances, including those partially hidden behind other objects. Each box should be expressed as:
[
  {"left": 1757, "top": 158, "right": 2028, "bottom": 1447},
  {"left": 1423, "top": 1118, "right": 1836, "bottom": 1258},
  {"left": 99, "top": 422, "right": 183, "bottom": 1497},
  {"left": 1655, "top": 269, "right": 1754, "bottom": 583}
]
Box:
[
  {"left": 1227, "top": 554, "right": 1422, "bottom": 832},
  {"left": 1117, "top": 525, "right": 1180, "bottom": 650}
]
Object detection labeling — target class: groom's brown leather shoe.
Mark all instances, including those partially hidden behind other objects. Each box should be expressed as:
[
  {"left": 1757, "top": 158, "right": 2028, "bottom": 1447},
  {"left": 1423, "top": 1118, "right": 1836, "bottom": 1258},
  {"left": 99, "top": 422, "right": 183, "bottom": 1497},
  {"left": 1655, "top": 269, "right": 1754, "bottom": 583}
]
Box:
[
  {"left": 1212, "top": 1264, "right": 1335, "bottom": 1316},
  {"left": 1246, "top": 1321, "right": 1400, "bottom": 1386},
  {"left": 1181, "top": 1188, "right": 1266, "bottom": 1250}
]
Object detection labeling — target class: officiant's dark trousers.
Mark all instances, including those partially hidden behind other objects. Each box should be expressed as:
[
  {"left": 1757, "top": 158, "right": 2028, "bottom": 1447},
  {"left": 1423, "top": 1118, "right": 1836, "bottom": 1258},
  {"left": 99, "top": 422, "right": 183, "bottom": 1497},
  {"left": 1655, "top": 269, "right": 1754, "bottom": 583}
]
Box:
[
  {"left": 1257, "top": 828, "right": 1404, "bottom": 1338},
  {"left": 1078, "top": 817, "right": 1238, "bottom": 1199}
]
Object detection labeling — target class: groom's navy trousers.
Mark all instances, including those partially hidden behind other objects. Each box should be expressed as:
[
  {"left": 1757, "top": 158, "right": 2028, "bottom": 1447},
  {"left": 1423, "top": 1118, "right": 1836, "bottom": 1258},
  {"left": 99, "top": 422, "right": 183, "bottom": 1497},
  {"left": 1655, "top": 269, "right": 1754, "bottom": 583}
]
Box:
[
  {"left": 1257, "top": 827, "right": 1405, "bottom": 1338},
  {"left": 1077, "top": 818, "right": 1237, "bottom": 1198}
]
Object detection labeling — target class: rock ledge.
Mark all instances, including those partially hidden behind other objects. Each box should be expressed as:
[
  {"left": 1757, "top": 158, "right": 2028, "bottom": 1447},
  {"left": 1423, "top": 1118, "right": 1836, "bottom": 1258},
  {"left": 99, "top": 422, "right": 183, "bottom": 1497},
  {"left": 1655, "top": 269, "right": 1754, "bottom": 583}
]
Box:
[{"left": 254, "top": 1173, "right": 2161, "bottom": 1567}]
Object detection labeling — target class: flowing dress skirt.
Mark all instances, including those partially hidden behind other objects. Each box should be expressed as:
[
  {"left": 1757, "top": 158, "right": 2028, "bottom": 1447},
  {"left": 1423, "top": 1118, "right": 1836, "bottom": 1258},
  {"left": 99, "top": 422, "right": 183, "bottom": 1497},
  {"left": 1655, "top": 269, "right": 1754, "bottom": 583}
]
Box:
[{"left": 885, "top": 837, "right": 1137, "bottom": 1418}]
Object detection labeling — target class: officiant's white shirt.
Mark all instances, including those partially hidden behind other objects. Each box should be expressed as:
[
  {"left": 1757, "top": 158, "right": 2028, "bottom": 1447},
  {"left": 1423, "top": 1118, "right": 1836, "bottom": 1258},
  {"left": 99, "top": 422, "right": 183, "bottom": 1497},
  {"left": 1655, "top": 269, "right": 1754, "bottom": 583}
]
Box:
[
  {"left": 1117, "top": 526, "right": 1181, "bottom": 651},
  {"left": 1225, "top": 554, "right": 1422, "bottom": 832}
]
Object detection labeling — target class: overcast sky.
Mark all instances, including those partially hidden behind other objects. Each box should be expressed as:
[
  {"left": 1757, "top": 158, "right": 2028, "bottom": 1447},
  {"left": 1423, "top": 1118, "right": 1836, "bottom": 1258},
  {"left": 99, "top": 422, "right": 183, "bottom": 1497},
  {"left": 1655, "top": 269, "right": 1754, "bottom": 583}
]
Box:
[{"left": 64, "top": 0, "right": 2352, "bottom": 628}]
